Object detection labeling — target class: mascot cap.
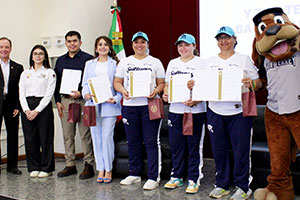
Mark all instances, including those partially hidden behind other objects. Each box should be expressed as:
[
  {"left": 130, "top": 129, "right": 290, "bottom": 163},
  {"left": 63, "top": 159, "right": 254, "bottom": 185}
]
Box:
[
  {"left": 253, "top": 7, "right": 285, "bottom": 26},
  {"left": 132, "top": 31, "right": 149, "bottom": 42},
  {"left": 175, "top": 33, "right": 196, "bottom": 45},
  {"left": 215, "top": 26, "right": 235, "bottom": 38}
]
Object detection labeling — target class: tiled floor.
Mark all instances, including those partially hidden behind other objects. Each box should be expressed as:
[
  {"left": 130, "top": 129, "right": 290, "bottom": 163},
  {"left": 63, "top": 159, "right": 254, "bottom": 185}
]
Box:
[{"left": 0, "top": 158, "right": 299, "bottom": 200}]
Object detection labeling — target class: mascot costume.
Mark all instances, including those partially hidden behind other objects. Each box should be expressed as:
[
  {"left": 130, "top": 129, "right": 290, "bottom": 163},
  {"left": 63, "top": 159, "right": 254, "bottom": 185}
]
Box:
[{"left": 252, "top": 7, "right": 300, "bottom": 200}]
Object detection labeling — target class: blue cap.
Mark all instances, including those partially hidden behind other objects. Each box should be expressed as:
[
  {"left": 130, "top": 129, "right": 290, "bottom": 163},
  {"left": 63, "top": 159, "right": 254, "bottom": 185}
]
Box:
[
  {"left": 131, "top": 31, "right": 149, "bottom": 42},
  {"left": 175, "top": 33, "right": 196, "bottom": 45},
  {"left": 215, "top": 26, "right": 236, "bottom": 38}
]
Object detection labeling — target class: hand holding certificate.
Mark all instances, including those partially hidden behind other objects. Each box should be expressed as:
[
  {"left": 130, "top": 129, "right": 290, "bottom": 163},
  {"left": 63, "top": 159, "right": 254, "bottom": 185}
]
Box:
[
  {"left": 168, "top": 74, "right": 191, "bottom": 103},
  {"left": 59, "top": 69, "right": 82, "bottom": 95},
  {"left": 192, "top": 68, "right": 243, "bottom": 101},
  {"left": 88, "top": 75, "right": 113, "bottom": 104},
  {"left": 129, "top": 71, "right": 151, "bottom": 98}
]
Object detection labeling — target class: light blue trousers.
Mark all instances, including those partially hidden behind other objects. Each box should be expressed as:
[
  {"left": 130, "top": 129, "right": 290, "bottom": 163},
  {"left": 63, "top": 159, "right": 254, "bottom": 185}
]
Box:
[{"left": 90, "top": 116, "right": 116, "bottom": 172}]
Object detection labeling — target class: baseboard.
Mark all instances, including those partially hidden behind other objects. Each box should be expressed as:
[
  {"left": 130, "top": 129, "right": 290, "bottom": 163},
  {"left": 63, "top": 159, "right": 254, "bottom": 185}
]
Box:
[
  {"left": 1, "top": 155, "right": 26, "bottom": 164},
  {"left": 1, "top": 153, "right": 84, "bottom": 164},
  {"left": 54, "top": 153, "right": 84, "bottom": 159}
]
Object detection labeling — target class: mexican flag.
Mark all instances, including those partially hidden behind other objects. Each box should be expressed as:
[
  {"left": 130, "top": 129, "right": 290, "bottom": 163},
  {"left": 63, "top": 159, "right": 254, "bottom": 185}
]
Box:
[{"left": 109, "top": 5, "right": 126, "bottom": 60}]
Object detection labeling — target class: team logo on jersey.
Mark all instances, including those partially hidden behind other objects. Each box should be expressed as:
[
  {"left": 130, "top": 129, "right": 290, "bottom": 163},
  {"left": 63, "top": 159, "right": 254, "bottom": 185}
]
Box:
[
  {"left": 265, "top": 55, "right": 296, "bottom": 71},
  {"left": 207, "top": 124, "right": 214, "bottom": 133},
  {"left": 126, "top": 63, "right": 153, "bottom": 73},
  {"left": 171, "top": 70, "right": 190, "bottom": 76}
]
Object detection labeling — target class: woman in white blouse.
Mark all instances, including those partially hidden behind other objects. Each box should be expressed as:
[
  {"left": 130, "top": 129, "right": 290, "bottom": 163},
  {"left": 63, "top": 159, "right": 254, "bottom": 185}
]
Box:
[{"left": 19, "top": 45, "right": 56, "bottom": 178}]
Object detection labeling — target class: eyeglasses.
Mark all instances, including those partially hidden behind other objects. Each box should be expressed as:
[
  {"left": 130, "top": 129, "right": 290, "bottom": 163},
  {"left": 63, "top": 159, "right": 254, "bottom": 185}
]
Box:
[
  {"left": 33, "top": 52, "right": 45, "bottom": 56},
  {"left": 217, "top": 35, "right": 232, "bottom": 41}
]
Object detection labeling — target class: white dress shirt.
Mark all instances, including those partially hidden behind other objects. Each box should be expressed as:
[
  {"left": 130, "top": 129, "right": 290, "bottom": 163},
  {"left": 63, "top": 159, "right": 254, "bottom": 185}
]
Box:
[
  {"left": 0, "top": 59, "right": 10, "bottom": 95},
  {"left": 19, "top": 66, "right": 56, "bottom": 112}
]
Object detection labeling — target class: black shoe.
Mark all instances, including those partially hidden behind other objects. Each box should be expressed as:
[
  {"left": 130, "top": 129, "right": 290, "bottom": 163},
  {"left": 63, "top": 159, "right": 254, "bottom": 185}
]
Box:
[
  {"left": 79, "top": 163, "right": 94, "bottom": 180},
  {"left": 57, "top": 166, "right": 77, "bottom": 177},
  {"left": 7, "top": 168, "right": 22, "bottom": 175}
]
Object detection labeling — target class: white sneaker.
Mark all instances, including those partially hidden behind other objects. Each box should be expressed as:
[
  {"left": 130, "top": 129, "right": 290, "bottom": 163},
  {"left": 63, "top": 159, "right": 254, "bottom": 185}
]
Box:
[
  {"left": 143, "top": 179, "right": 159, "bottom": 190},
  {"left": 38, "top": 171, "right": 52, "bottom": 178},
  {"left": 120, "top": 176, "right": 141, "bottom": 185},
  {"left": 30, "top": 171, "right": 40, "bottom": 178}
]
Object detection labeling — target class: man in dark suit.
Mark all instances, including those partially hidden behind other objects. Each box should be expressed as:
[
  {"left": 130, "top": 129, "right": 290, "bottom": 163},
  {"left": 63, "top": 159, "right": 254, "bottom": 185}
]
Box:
[{"left": 0, "top": 37, "right": 24, "bottom": 174}]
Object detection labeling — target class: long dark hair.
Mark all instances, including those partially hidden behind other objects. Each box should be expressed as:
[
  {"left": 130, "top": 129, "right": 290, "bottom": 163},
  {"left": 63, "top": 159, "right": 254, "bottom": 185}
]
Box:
[
  {"left": 94, "top": 36, "right": 120, "bottom": 64},
  {"left": 29, "top": 45, "right": 51, "bottom": 68}
]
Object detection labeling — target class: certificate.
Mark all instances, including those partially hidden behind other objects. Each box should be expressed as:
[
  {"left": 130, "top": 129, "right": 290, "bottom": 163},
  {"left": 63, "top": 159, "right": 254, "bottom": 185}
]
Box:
[
  {"left": 168, "top": 74, "right": 191, "bottom": 103},
  {"left": 192, "top": 68, "right": 243, "bottom": 101},
  {"left": 88, "top": 75, "right": 113, "bottom": 104},
  {"left": 59, "top": 69, "right": 82, "bottom": 95},
  {"left": 129, "top": 71, "right": 151, "bottom": 98}
]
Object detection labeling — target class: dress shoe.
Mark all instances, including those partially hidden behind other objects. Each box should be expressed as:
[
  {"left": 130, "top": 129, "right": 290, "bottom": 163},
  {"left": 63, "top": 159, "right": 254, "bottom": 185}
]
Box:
[
  {"left": 57, "top": 166, "right": 77, "bottom": 177},
  {"left": 7, "top": 168, "right": 22, "bottom": 175},
  {"left": 79, "top": 163, "right": 94, "bottom": 180}
]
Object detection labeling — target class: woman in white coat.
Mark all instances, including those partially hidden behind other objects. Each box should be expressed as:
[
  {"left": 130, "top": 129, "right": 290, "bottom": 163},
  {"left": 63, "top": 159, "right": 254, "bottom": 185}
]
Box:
[{"left": 82, "top": 36, "right": 122, "bottom": 183}]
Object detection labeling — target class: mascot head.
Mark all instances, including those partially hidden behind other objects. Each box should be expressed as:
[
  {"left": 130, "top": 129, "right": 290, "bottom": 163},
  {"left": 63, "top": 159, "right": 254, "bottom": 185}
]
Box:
[{"left": 252, "top": 7, "right": 300, "bottom": 67}]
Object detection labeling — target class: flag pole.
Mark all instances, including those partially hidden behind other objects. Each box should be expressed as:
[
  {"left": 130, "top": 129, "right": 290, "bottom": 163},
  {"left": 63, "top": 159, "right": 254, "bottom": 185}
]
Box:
[{"left": 113, "top": 0, "right": 117, "bottom": 7}]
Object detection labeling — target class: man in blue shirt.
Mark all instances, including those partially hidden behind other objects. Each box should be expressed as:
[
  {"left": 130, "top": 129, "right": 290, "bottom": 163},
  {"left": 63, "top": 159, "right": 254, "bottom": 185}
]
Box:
[{"left": 54, "top": 31, "right": 94, "bottom": 180}]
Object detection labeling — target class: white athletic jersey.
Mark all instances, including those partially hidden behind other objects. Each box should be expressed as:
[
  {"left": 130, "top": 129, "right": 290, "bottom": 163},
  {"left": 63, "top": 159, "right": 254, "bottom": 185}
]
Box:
[
  {"left": 264, "top": 52, "right": 300, "bottom": 114},
  {"left": 115, "top": 55, "right": 165, "bottom": 106},
  {"left": 206, "top": 52, "right": 259, "bottom": 115},
  {"left": 165, "top": 56, "right": 207, "bottom": 114}
]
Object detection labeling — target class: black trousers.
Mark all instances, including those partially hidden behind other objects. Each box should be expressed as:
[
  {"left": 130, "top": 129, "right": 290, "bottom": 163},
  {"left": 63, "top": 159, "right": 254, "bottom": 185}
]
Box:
[
  {"left": 0, "top": 99, "right": 20, "bottom": 170},
  {"left": 21, "top": 97, "right": 55, "bottom": 172}
]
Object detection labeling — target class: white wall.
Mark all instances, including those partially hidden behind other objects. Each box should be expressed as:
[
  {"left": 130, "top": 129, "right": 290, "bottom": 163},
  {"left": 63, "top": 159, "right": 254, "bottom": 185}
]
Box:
[
  {"left": 0, "top": 0, "right": 113, "bottom": 156},
  {"left": 0, "top": 0, "right": 113, "bottom": 66}
]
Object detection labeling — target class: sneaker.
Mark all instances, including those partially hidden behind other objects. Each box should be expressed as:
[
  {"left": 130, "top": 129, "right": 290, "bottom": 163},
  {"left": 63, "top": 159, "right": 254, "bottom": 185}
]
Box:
[
  {"left": 38, "top": 171, "right": 52, "bottom": 178},
  {"left": 164, "top": 177, "right": 184, "bottom": 189},
  {"left": 230, "top": 187, "right": 250, "bottom": 200},
  {"left": 79, "top": 163, "right": 94, "bottom": 180},
  {"left": 209, "top": 187, "right": 230, "bottom": 198},
  {"left": 57, "top": 166, "right": 77, "bottom": 177},
  {"left": 185, "top": 180, "right": 199, "bottom": 194},
  {"left": 120, "top": 176, "right": 141, "bottom": 185},
  {"left": 30, "top": 171, "right": 40, "bottom": 178},
  {"left": 143, "top": 179, "right": 159, "bottom": 190}
]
